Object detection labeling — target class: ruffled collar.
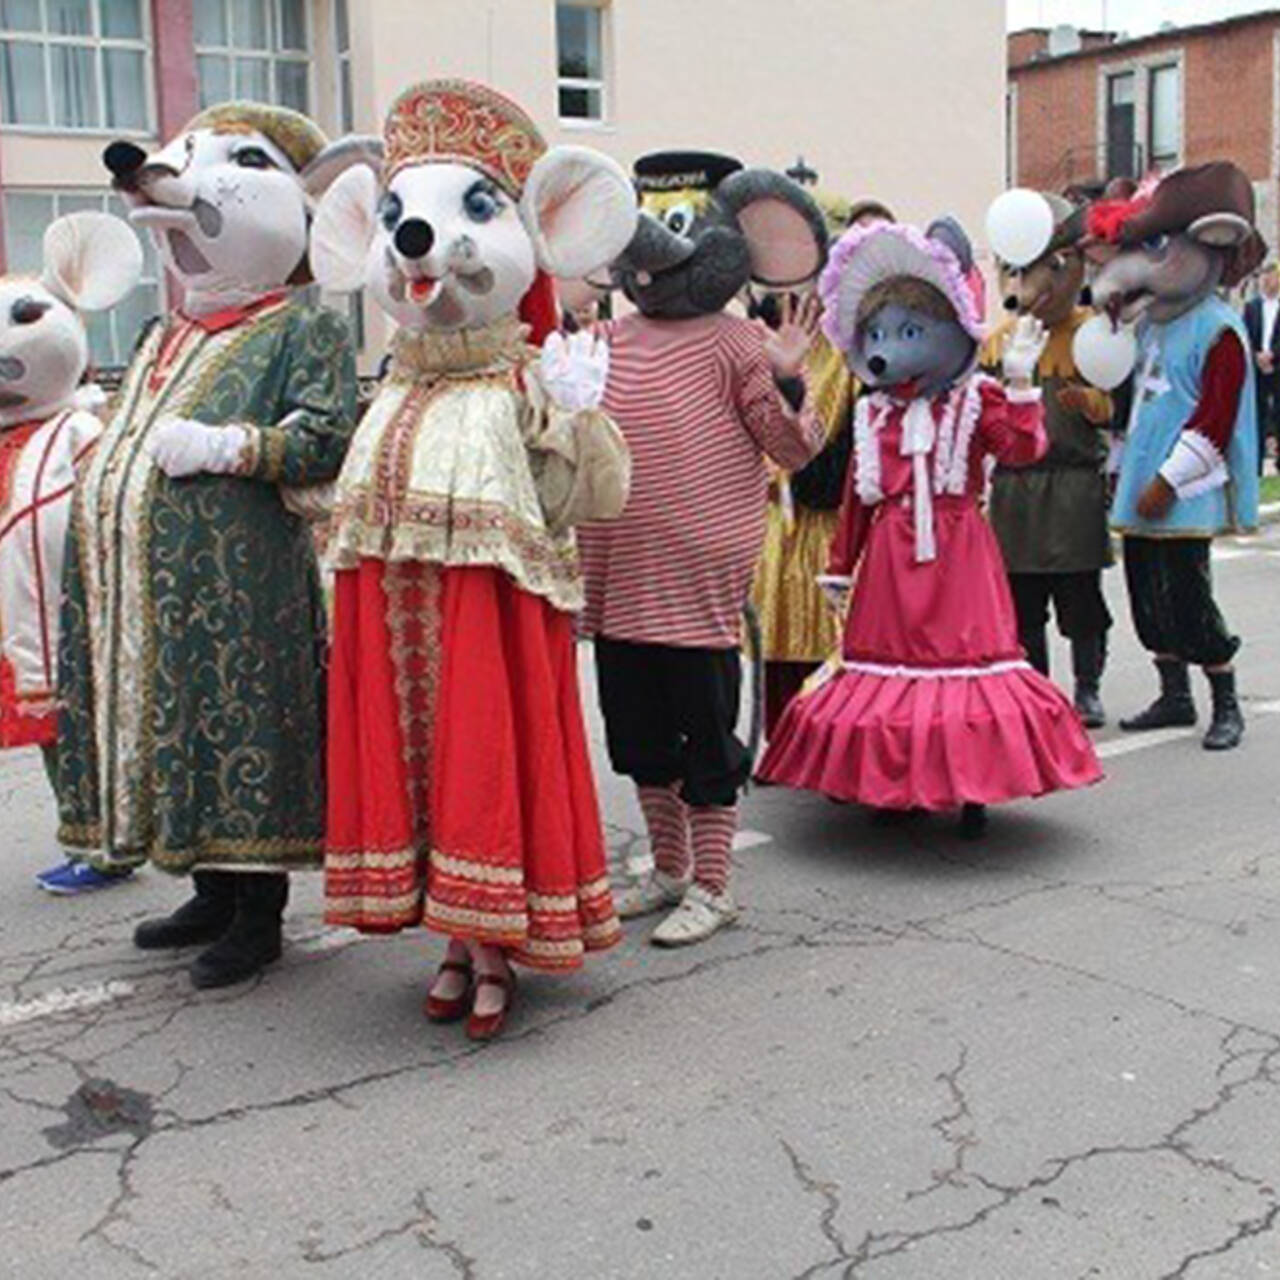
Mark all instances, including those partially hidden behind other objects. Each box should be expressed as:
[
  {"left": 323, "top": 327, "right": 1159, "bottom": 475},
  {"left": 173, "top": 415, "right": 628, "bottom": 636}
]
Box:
[{"left": 389, "top": 317, "right": 529, "bottom": 380}]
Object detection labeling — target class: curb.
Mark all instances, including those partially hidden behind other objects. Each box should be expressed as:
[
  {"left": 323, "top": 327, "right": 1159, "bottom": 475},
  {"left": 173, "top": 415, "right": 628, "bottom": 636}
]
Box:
[{"left": 1261, "top": 500, "right": 1280, "bottom": 527}]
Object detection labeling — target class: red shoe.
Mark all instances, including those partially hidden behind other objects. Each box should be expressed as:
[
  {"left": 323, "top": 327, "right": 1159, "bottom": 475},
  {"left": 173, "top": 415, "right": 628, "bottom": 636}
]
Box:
[
  {"left": 423, "top": 959, "right": 473, "bottom": 1023},
  {"left": 465, "top": 969, "right": 517, "bottom": 1042}
]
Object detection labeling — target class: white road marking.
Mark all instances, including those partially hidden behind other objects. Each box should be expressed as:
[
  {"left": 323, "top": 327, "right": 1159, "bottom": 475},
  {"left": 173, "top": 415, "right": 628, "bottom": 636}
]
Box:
[
  {"left": 0, "top": 980, "right": 134, "bottom": 1028},
  {"left": 1095, "top": 728, "right": 1199, "bottom": 759},
  {"left": 733, "top": 829, "right": 774, "bottom": 852}
]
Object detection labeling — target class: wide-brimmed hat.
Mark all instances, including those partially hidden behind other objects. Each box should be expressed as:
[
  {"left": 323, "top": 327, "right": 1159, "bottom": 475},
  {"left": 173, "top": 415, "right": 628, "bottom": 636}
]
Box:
[
  {"left": 819, "top": 220, "right": 985, "bottom": 352},
  {"left": 382, "top": 79, "right": 546, "bottom": 196},
  {"left": 1087, "top": 162, "right": 1266, "bottom": 286}
]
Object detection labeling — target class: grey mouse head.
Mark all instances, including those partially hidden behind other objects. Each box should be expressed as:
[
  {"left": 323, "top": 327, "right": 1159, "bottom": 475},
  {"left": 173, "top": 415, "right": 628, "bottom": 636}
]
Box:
[
  {"left": 820, "top": 218, "right": 984, "bottom": 395},
  {"left": 1089, "top": 162, "right": 1266, "bottom": 326},
  {"left": 611, "top": 150, "right": 828, "bottom": 320}
]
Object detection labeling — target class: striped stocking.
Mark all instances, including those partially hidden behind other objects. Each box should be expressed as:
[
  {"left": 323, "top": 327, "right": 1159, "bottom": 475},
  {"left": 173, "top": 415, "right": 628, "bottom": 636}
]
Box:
[
  {"left": 637, "top": 784, "right": 691, "bottom": 881},
  {"left": 690, "top": 805, "right": 737, "bottom": 897}
]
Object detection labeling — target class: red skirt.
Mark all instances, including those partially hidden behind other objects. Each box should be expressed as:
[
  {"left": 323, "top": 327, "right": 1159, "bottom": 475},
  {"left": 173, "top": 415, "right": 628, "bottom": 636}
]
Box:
[{"left": 324, "top": 560, "right": 620, "bottom": 970}]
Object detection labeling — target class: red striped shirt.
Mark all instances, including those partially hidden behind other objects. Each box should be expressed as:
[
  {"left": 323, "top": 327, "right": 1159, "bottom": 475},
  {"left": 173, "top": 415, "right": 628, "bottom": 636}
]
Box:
[{"left": 578, "top": 311, "right": 823, "bottom": 649}]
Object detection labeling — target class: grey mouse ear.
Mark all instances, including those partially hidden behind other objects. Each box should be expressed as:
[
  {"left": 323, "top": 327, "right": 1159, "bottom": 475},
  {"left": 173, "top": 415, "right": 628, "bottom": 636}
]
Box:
[{"left": 926, "top": 216, "right": 974, "bottom": 274}]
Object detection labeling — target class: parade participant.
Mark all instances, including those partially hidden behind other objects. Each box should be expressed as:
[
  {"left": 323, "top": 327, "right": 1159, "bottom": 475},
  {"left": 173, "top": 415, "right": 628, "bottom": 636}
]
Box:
[
  {"left": 757, "top": 217, "right": 1102, "bottom": 835},
  {"left": 985, "top": 193, "right": 1114, "bottom": 727},
  {"left": 579, "top": 152, "right": 828, "bottom": 945},
  {"left": 750, "top": 195, "right": 895, "bottom": 738},
  {"left": 54, "top": 103, "right": 359, "bottom": 987},
  {"left": 1088, "top": 162, "right": 1263, "bottom": 750},
  {"left": 311, "top": 80, "right": 635, "bottom": 1039},
  {"left": 0, "top": 214, "right": 142, "bottom": 893}
]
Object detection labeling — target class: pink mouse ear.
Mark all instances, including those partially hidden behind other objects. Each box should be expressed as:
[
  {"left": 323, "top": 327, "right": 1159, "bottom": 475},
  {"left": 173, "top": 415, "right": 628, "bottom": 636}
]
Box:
[{"left": 715, "top": 170, "right": 829, "bottom": 289}]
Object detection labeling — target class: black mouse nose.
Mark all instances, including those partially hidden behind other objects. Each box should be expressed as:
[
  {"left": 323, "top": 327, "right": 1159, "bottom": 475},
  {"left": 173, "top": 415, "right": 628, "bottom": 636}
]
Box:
[
  {"left": 868, "top": 355, "right": 887, "bottom": 376},
  {"left": 1003, "top": 294, "right": 1020, "bottom": 312},
  {"left": 103, "top": 140, "right": 147, "bottom": 182},
  {"left": 1078, "top": 285, "right": 1093, "bottom": 308},
  {"left": 394, "top": 218, "right": 435, "bottom": 260}
]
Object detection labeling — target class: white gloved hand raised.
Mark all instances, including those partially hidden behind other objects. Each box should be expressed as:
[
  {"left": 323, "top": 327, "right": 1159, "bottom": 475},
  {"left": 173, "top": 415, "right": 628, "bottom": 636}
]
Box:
[
  {"left": 540, "top": 330, "right": 610, "bottom": 412},
  {"left": 148, "top": 418, "right": 251, "bottom": 479},
  {"left": 1001, "top": 314, "right": 1048, "bottom": 387}
]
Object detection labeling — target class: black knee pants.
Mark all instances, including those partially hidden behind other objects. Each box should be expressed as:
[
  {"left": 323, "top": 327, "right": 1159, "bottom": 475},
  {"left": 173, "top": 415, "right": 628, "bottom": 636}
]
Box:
[
  {"left": 1122, "top": 536, "right": 1239, "bottom": 668},
  {"left": 594, "top": 638, "right": 751, "bottom": 808},
  {"left": 1009, "top": 571, "right": 1112, "bottom": 645}
]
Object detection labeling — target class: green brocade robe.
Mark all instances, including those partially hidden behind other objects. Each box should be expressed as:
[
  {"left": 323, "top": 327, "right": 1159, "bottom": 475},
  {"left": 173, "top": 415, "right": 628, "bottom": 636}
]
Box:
[{"left": 57, "top": 296, "right": 358, "bottom": 874}]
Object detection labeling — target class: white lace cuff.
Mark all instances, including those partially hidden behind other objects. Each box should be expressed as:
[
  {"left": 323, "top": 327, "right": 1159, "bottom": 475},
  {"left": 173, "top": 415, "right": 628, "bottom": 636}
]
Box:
[{"left": 1158, "top": 431, "right": 1228, "bottom": 499}]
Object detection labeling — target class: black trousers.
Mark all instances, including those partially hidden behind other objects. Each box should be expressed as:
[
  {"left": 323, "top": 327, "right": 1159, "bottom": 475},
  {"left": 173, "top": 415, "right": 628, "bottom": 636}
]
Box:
[
  {"left": 1122, "top": 536, "right": 1239, "bottom": 668},
  {"left": 1009, "top": 571, "right": 1112, "bottom": 645},
  {"left": 1258, "top": 373, "right": 1279, "bottom": 475},
  {"left": 594, "top": 638, "right": 751, "bottom": 808}
]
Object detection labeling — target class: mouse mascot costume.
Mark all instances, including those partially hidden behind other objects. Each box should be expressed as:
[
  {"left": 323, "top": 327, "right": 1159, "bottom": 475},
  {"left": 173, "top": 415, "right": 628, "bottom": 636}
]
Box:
[
  {"left": 1089, "top": 163, "right": 1262, "bottom": 751},
  {"left": 757, "top": 218, "right": 1102, "bottom": 834},
  {"left": 578, "top": 152, "right": 828, "bottom": 945},
  {"left": 984, "top": 194, "right": 1115, "bottom": 727},
  {"left": 748, "top": 192, "right": 867, "bottom": 740},
  {"left": 0, "top": 214, "right": 141, "bottom": 885},
  {"left": 54, "top": 103, "right": 360, "bottom": 987},
  {"left": 311, "top": 80, "right": 635, "bottom": 1040}
]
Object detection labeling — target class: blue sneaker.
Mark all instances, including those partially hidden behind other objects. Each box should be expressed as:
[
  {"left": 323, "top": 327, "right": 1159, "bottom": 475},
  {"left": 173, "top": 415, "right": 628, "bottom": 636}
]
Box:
[{"left": 36, "top": 861, "right": 134, "bottom": 895}]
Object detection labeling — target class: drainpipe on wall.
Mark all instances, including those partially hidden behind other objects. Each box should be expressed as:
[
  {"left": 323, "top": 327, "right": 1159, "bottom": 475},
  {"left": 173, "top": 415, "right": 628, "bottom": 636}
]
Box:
[{"left": 150, "top": 0, "right": 198, "bottom": 309}]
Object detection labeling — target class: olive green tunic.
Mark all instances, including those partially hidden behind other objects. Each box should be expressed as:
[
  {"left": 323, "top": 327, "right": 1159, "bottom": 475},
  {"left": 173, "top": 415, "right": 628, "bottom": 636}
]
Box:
[
  {"left": 57, "top": 296, "right": 357, "bottom": 874},
  {"left": 986, "top": 310, "right": 1114, "bottom": 575}
]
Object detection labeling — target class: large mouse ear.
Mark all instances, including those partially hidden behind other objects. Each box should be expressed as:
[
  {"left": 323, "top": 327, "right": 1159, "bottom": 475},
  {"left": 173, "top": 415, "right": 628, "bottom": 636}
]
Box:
[
  {"left": 716, "top": 170, "right": 828, "bottom": 288},
  {"left": 926, "top": 216, "right": 974, "bottom": 274},
  {"left": 520, "top": 146, "right": 638, "bottom": 278},
  {"left": 309, "top": 163, "right": 379, "bottom": 293},
  {"left": 42, "top": 211, "right": 142, "bottom": 312},
  {"left": 301, "top": 135, "right": 383, "bottom": 200}
]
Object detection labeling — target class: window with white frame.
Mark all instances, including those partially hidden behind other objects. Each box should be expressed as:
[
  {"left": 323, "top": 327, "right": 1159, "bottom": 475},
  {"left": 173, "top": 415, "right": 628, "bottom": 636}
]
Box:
[
  {"left": 1148, "top": 63, "right": 1181, "bottom": 172},
  {"left": 4, "top": 189, "right": 161, "bottom": 367},
  {"left": 332, "top": 0, "right": 351, "bottom": 131},
  {"left": 556, "top": 2, "right": 606, "bottom": 123},
  {"left": 195, "top": 0, "right": 310, "bottom": 113},
  {"left": 0, "top": 0, "right": 149, "bottom": 131}
]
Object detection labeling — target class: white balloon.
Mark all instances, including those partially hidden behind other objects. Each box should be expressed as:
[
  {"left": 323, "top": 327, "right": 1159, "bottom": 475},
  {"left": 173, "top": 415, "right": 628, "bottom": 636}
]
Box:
[
  {"left": 1072, "top": 314, "right": 1137, "bottom": 390},
  {"left": 985, "top": 189, "right": 1055, "bottom": 268}
]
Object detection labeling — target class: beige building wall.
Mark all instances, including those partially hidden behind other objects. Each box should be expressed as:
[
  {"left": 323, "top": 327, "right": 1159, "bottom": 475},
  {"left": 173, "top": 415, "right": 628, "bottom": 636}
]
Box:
[{"left": 350, "top": 0, "right": 1005, "bottom": 236}]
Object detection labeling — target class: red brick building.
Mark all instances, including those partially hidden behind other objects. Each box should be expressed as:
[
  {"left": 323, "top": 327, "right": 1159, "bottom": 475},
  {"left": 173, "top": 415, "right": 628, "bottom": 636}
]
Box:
[{"left": 1007, "top": 9, "right": 1280, "bottom": 251}]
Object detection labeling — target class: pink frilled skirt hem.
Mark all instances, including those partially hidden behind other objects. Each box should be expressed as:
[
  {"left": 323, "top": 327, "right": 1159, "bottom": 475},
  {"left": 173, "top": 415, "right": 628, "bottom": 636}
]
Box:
[{"left": 756, "top": 659, "right": 1103, "bottom": 810}]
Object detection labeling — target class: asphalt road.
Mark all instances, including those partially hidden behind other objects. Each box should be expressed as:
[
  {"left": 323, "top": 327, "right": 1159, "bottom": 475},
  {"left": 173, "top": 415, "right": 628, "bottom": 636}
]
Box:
[{"left": 4, "top": 529, "right": 1280, "bottom": 1279}]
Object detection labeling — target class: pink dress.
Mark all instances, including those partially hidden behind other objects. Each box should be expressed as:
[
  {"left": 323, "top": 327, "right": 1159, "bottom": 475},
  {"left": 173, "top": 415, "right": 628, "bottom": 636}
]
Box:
[{"left": 757, "top": 374, "right": 1103, "bottom": 809}]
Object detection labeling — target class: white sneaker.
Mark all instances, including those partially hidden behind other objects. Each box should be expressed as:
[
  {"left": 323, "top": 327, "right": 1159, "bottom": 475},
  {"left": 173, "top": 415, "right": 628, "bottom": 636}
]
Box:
[
  {"left": 616, "top": 869, "right": 689, "bottom": 920},
  {"left": 650, "top": 884, "right": 738, "bottom": 947}
]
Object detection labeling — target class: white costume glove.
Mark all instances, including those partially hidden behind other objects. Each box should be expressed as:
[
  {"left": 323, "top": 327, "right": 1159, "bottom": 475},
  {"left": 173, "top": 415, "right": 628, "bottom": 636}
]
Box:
[
  {"left": 149, "top": 418, "right": 251, "bottom": 479},
  {"left": 540, "top": 330, "right": 610, "bottom": 412},
  {"left": 1001, "top": 315, "right": 1048, "bottom": 387}
]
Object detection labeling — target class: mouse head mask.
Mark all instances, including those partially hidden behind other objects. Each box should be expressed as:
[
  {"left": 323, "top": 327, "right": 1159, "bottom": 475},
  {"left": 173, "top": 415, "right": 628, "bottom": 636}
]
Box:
[
  {"left": 0, "top": 211, "right": 141, "bottom": 428},
  {"left": 308, "top": 79, "right": 636, "bottom": 336},
  {"left": 820, "top": 219, "right": 985, "bottom": 396},
  {"left": 1088, "top": 162, "right": 1266, "bottom": 326},
  {"left": 611, "top": 150, "right": 829, "bottom": 320},
  {"left": 104, "top": 102, "right": 332, "bottom": 301}
]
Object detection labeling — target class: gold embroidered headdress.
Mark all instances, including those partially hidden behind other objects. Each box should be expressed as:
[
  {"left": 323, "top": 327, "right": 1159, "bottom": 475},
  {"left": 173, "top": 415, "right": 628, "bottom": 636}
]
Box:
[
  {"left": 383, "top": 79, "right": 546, "bottom": 197},
  {"left": 184, "top": 101, "right": 327, "bottom": 172}
]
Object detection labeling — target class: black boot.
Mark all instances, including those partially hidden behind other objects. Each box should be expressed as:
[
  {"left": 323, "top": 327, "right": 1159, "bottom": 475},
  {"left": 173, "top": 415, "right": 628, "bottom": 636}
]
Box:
[
  {"left": 189, "top": 873, "right": 288, "bottom": 990},
  {"left": 1071, "top": 633, "right": 1107, "bottom": 730},
  {"left": 1022, "top": 627, "right": 1050, "bottom": 678},
  {"left": 1119, "top": 658, "right": 1197, "bottom": 731},
  {"left": 133, "top": 871, "right": 238, "bottom": 950},
  {"left": 958, "top": 803, "right": 988, "bottom": 840},
  {"left": 1203, "top": 669, "right": 1245, "bottom": 751}
]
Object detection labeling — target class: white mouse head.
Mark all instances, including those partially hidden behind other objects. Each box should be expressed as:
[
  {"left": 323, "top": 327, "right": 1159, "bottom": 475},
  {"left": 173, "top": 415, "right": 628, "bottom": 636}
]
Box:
[
  {"left": 0, "top": 212, "right": 142, "bottom": 428},
  {"left": 103, "top": 101, "right": 339, "bottom": 303},
  {"left": 309, "top": 79, "right": 637, "bottom": 334}
]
